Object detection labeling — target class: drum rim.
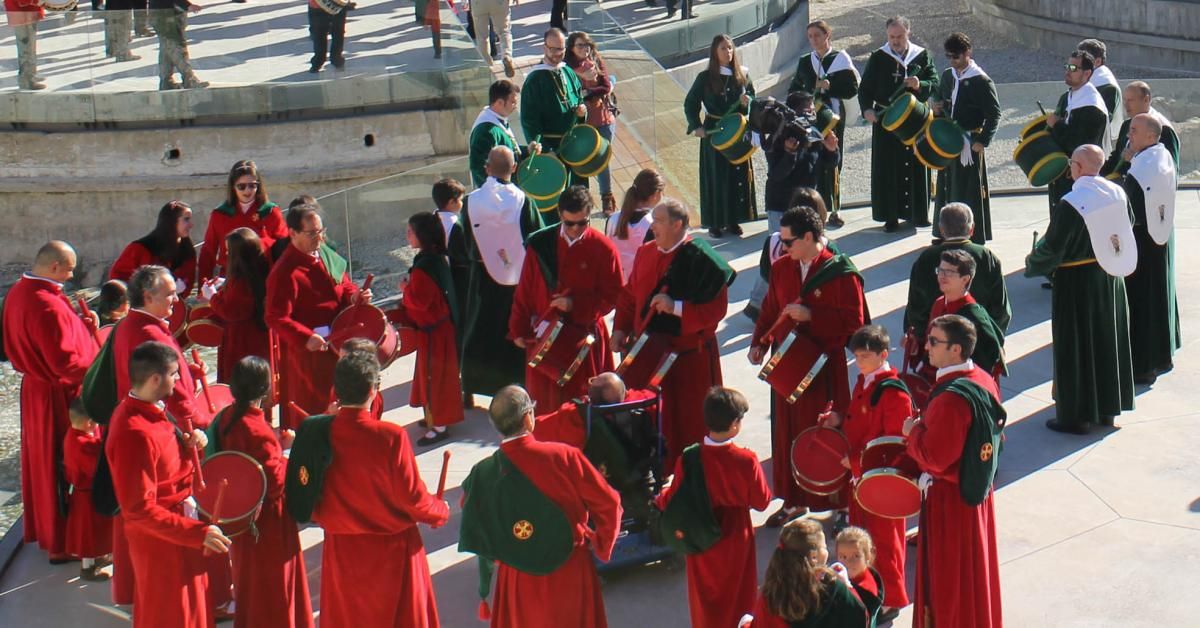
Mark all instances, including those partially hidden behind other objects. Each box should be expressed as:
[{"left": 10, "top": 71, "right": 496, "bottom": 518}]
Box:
[
  {"left": 559, "top": 125, "right": 604, "bottom": 167},
  {"left": 1011, "top": 129, "right": 1056, "bottom": 162},
  {"left": 314, "top": 0, "right": 347, "bottom": 14},
  {"left": 793, "top": 469, "right": 848, "bottom": 494},
  {"left": 527, "top": 319, "right": 565, "bottom": 368},
  {"left": 330, "top": 303, "right": 389, "bottom": 345},
  {"left": 1027, "top": 152, "right": 1069, "bottom": 186},
  {"left": 1019, "top": 113, "right": 1049, "bottom": 140},
  {"left": 914, "top": 141, "right": 949, "bottom": 171},
  {"left": 185, "top": 319, "right": 225, "bottom": 347},
  {"left": 726, "top": 144, "right": 757, "bottom": 166},
  {"left": 711, "top": 113, "right": 749, "bottom": 151},
  {"left": 790, "top": 426, "right": 850, "bottom": 488},
  {"left": 573, "top": 145, "right": 614, "bottom": 178},
  {"left": 881, "top": 93, "right": 919, "bottom": 131},
  {"left": 900, "top": 112, "right": 933, "bottom": 146},
  {"left": 518, "top": 155, "right": 568, "bottom": 201},
  {"left": 784, "top": 352, "right": 829, "bottom": 404},
  {"left": 196, "top": 450, "right": 268, "bottom": 534},
  {"left": 854, "top": 469, "right": 922, "bottom": 519},
  {"left": 926, "top": 119, "right": 965, "bottom": 159},
  {"left": 820, "top": 113, "right": 840, "bottom": 138},
  {"left": 556, "top": 334, "right": 596, "bottom": 387}
]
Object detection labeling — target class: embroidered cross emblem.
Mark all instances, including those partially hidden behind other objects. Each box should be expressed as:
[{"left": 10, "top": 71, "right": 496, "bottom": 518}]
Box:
[
  {"left": 893, "top": 64, "right": 906, "bottom": 82},
  {"left": 980, "top": 442, "right": 994, "bottom": 462},
  {"left": 1110, "top": 234, "right": 1121, "bottom": 254},
  {"left": 298, "top": 466, "right": 310, "bottom": 486},
  {"left": 1158, "top": 204, "right": 1166, "bottom": 221},
  {"left": 512, "top": 520, "right": 534, "bottom": 540}
]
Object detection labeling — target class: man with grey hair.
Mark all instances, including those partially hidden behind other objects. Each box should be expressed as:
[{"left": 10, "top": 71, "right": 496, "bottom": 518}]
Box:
[
  {"left": 904, "top": 202, "right": 1010, "bottom": 339},
  {"left": 1101, "top": 81, "right": 1180, "bottom": 177}
]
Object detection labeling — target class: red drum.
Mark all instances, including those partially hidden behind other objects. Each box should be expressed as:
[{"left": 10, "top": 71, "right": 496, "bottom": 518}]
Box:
[
  {"left": 616, "top": 332, "right": 678, "bottom": 390},
  {"left": 169, "top": 301, "right": 191, "bottom": 350},
  {"left": 195, "top": 451, "right": 267, "bottom": 537},
  {"left": 186, "top": 303, "right": 224, "bottom": 348},
  {"left": 855, "top": 436, "right": 922, "bottom": 519},
  {"left": 791, "top": 426, "right": 850, "bottom": 495},
  {"left": 526, "top": 312, "right": 595, "bottom": 387},
  {"left": 97, "top": 324, "right": 115, "bottom": 345},
  {"left": 330, "top": 304, "right": 400, "bottom": 368},
  {"left": 396, "top": 324, "right": 418, "bottom": 358},
  {"left": 900, "top": 372, "right": 932, "bottom": 411},
  {"left": 758, "top": 330, "right": 829, "bottom": 404},
  {"left": 195, "top": 383, "right": 235, "bottom": 425}
]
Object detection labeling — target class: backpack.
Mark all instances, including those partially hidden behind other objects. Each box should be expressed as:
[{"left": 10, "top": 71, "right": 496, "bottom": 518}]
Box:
[{"left": 80, "top": 321, "right": 122, "bottom": 425}]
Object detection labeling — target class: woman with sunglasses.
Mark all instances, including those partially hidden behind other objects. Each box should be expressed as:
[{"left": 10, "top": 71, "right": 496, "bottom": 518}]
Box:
[
  {"left": 198, "top": 160, "right": 289, "bottom": 283},
  {"left": 110, "top": 200, "right": 198, "bottom": 298},
  {"left": 565, "top": 31, "right": 619, "bottom": 215}
]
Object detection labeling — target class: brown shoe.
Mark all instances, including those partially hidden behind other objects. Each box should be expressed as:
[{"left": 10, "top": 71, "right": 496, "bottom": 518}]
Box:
[
  {"left": 80, "top": 565, "right": 111, "bottom": 581},
  {"left": 502, "top": 56, "right": 515, "bottom": 78},
  {"left": 764, "top": 505, "right": 806, "bottom": 528},
  {"left": 601, "top": 192, "right": 616, "bottom": 215}
]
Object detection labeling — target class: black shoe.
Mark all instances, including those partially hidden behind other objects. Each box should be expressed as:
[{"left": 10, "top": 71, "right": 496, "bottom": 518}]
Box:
[
  {"left": 913, "top": 218, "right": 931, "bottom": 227},
  {"left": 1045, "top": 418, "right": 1090, "bottom": 435},
  {"left": 1133, "top": 372, "right": 1157, "bottom": 386},
  {"left": 308, "top": 64, "right": 322, "bottom": 74},
  {"left": 1041, "top": 281, "right": 1054, "bottom": 290},
  {"left": 883, "top": 220, "right": 898, "bottom": 233},
  {"left": 666, "top": 8, "right": 677, "bottom": 18},
  {"left": 742, "top": 305, "right": 760, "bottom": 322},
  {"left": 1156, "top": 361, "right": 1174, "bottom": 375},
  {"left": 643, "top": 0, "right": 657, "bottom": 5},
  {"left": 765, "top": 506, "right": 806, "bottom": 528},
  {"left": 417, "top": 428, "right": 450, "bottom": 446},
  {"left": 707, "top": 227, "right": 723, "bottom": 238},
  {"left": 826, "top": 213, "right": 844, "bottom": 228},
  {"left": 728, "top": 224, "right": 743, "bottom": 236},
  {"left": 877, "top": 607, "right": 901, "bottom": 625}
]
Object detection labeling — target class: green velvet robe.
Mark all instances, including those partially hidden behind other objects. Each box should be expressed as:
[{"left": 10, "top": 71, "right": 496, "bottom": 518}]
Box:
[
  {"left": 520, "top": 64, "right": 588, "bottom": 218},
  {"left": 1122, "top": 166, "right": 1181, "bottom": 377},
  {"left": 1100, "top": 117, "right": 1181, "bottom": 177},
  {"left": 1047, "top": 91, "right": 1108, "bottom": 214},
  {"left": 468, "top": 119, "right": 521, "bottom": 189},
  {"left": 933, "top": 67, "right": 1000, "bottom": 243},
  {"left": 789, "top": 49, "right": 859, "bottom": 215},
  {"left": 858, "top": 46, "right": 939, "bottom": 225},
  {"left": 1025, "top": 197, "right": 1135, "bottom": 428},
  {"left": 904, "top": 239, "right": 1011, "bottom": 335},
  {"left": 684, "top": 68, "right": 757, "bottom": 229}
]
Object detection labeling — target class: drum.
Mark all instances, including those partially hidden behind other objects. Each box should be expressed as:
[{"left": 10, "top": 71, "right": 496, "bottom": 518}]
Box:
[
  {"left": 169, "top": 301, "right": 190, "bottom": 350},
  {"left": 1019, "top": 113, "right": 1049, "bottom": 141},
  {"left": 97, "top": 324, "right": 115, "bottom": 345},
  {"left": 1012, "top": 130, "right": 1069, "bottom": 187},
  {"left": 758, "top": 330, "right": 828, "bottom": 404},
  {"left": 195, "top": 451, "right": 267, "bottom": 537},
  {"left": 330, "top": 304, "right": 401, "bottom": 368},
  {"left": 526, "top": 312, "right": 595, "bottom": 387},
  {"left": 186, "top": 304, "right": 224, "bottom": 348},
  {"left": 881, "top": 93, "right": 933, "bottom": 146},
  {"left": 710, "top": 113, "right": 757, "bottom": 165},
  {"left": 517, "top": 154, "right": 569, "bottom": 212},
  {"left": 40, "top": 0, "right": 78, "bottom": 11},
  {"left": 855, "top": 436, "right": 922, "bottom": 519},
  {"left": 396, "top": 324, "right": 418, "bottom": 358},
  {"left": 899, "top": 372, "right": 932, "bottom": 411},
  {"left": 313, "top": 0, "right": 347, "bottom": 15},
  {"left": 616, "top": 332, "right": 678, "bottom": 390},
  {"left": 790, "top": 426, "right": 849, "bottom": 496},
  {"left": 558, "top": 124, "right": 613, "bottom": 179},
  {"left": 195, "top": 383, "right": 235, "bottom": 424},
  {"left": 914, "top": 118, "right": 965, "bottom": 172},
  {"left": 814, "top": 104, "right": 840, "bottom": 138}
]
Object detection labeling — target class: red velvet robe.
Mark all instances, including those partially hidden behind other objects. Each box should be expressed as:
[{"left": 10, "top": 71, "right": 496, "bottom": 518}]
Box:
[
  {"left": 489, "top": 435, "right": 622, "bottom": 628},
  {"left": 509, "top": 228, "right": 622, "bottom": 409},
  {"left": 399, "top": 267, "right": 464, "bottom": 427},
  {"left": 215, "top": 407, "right": 313, "bottom": 628},
  {"left": 907, "top": 365, "right": 1003, "bottom": 628},
  {"left": 64, "top": 425, "right": 113, "bottom": 558},
  {"left": 109, "top": 241, "right": 198, "bottom": 297},
  {"left": 533, "top": 389, "right": 657, "bottom": 449},
  {"left": 197, "top": 201, "right": 288, "bottom": 282},
  {"left": 752, "top": 248, "right": 865, "bottom": 510},
  {"left": 843, "top": 367, "right": 912, "bottom": 609},
  {"left": 265, "top": 244, "right": 358, "bottom": 430},
  {"left": 312, "top": 407, "right": 449, "bottom": 628},
  {"left": 655, "top": 439, "right": 771, "bottom": 628},
  {"left": 106, "top": 396, "right": 212, "bottom": 628},
  {"left": 1, "top": 275, "right": 98, "bottom": 555},
  {"left": 207, "top": 276, "right": 273, "bottom": 384},
  {"left": 614, "top": 239, "right": 727, "bottom": 472}
]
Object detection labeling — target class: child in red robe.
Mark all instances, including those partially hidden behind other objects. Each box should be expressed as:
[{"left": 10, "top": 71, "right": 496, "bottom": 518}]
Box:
[
  {"left": 204, "top": 227, "right": 274, "bottom": 384},
  {"left": 656, "top": 386, "right": 771, "bottom": 628},
  {"left": 64, "top": 400, "right": 112, "bottom": 580},
  {"left": 836, "top": 526, "right": 888, "bottom": 627}
]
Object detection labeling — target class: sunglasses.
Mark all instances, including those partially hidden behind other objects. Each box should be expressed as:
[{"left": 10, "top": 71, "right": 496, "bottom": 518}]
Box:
[
  {"left": 299, "top": 228, "right": 327, "bottom": 238},
  {"left": 934, "top": 267, "right": 961, "bottom": 277},
  {"left": 561, "top": 218, "right": 589, "bottom": 228},
  {"left": 1064, "top": 63, "right": 1081, "bottom": 72},
  {"left": 235, "top": 182, "right": 260, "bottom": 191},
  {"left": 780, "top": 236, "right": 799, "bottom": 247},
  {"left": 927, "top": 336, "right": 951, "bottom": 347}
]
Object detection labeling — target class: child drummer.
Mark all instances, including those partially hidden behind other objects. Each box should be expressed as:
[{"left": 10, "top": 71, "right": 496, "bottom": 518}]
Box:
[
  {"left": 820, "top": 324, "right": 913, "bottom": 621},
  {"left": 64, "top": 400, "right": 113, "bottom": 581}
]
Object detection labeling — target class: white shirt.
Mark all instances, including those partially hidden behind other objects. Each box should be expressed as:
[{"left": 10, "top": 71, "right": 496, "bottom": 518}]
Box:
[
  {"left": 560, "top": 225, "right": 584, "bottom": 247},
  {"left": 605, "top": 210, "right": 652, "bottom": 282},
  {"left": 861, "top": 363, "right": 895, "bottom": 388},
  {"left": 703, "top": 435, "right": 734, "bottom": 447},
  {"left": 935, "top": 359, "right": 975, "bottom": 381}
]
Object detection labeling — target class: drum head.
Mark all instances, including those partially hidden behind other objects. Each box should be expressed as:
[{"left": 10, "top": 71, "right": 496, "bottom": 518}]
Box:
[
  {"left": 195, "top": 451, "right": 268, "bottom": 533},
  {"left": 711, "top": 114, "right": 749, "bottom": 151},
  {"left": 791, "top": 426, "right": 849, "bottom": 490},
  {"left": 196, "top": 383, "right": 235, "bottom": 421},
  {"left": 881, "top": 93, "right": 918, "bottom": 130},
  {"left": 925, "top": 118, "right": 965, "bottom": 159},
  {"left": 186, "top": 320, "right": 224, "bottom": 348},
  {"left": 559, "top": 125, "right": 603, "bottom": 167},
  {"left": 860, "top": 436, "right": 912, "bottom": 474},
  {"left": 517, "top": 154, "right": 568, "bottom": 203},
  {"left": 855, "top": 470, "right": 921, "bottom": 519},
  {"left": 330, "top": 304, "right": 387, "bottom": 349}
]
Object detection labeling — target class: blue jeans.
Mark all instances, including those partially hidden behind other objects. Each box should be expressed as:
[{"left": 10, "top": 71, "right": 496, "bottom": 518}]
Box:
[
  {"left": 596, "top": 123, "right": 615, "bottom": 195},
  {"left": 750, "top": 209, "right": 784, "bottom": 308}
]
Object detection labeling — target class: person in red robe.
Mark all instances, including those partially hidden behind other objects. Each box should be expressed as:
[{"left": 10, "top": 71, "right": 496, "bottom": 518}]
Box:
[
  {"left": 212, "top": 356, "right": 312, "bottom": 628},
  {"left": 749, "top": 207, "right": 866, "bottom": 525},
  {"left": 197, "top": 160, "right": 288, "bottom": 281},
  {"left": 393, "top": 211, "right": 464, "bottom": 446},
  {"left": 612, "top": 199, "right": 733, "bottom": 472},
  {"left": 105, "top": 341, "right": 232, "bottom": 628},
  {"left": 820, "top": 325, "right": 912, "bottom": 618},
  {"left": 203, "top": 227, "right": 274, "bottom": 384},
  {"left": 510, "top": 186, "right": 623, "bottom": 410},
  {"left": 466, "top": 385, "right": 622, "bottom": 627},
  {"left": 312, "top": 350, "right": 449, "bottom": 628},
  {"left": 265, "top": 204, "right": 365, "bottom": 430},
  {"left": 1, "top": 241, "right": 99, "bottom": 560},
  {"left": 110, "top": 200, "right": 199, "bottom": 298},
  {"left": 533, "top": 372, "right": 655, "bottom": 449},
  {"left": 904, "top": 315, "right": 1003, "bottom": 628},
  {"left": 656, "top": 387, "right": 772, "bottom": 628},
  {"left": 64, "top": 400, "right": 113, "bottom": 580},
  {"left": 918, "top": 249, "right": 1007, "bottom": 382}
]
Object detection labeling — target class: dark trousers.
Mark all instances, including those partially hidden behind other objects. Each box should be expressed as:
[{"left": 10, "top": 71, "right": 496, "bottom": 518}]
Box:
[
  {"left": 550, "top": 0, "right": 567, "bottom": 29},
  {"left": 307, "top": 6, "right": 346, "bottom": 69},
  {"left": 665, "top": 0, "right": 691, "bottom": 17}
]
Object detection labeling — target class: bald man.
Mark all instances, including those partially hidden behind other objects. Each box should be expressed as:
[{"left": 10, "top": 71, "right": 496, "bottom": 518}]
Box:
[
  {"left": 1026, "top": 145, "right": 1135, "bottom": 434},
  {"left": 1101, "top": 81, "right": 1180, "bottom": 177},
  {"left": 532, "top": 371, "right": 656, "bottom": 449},
  {"left": 2, "top": 241, "right": 100, "bottom": 560}
]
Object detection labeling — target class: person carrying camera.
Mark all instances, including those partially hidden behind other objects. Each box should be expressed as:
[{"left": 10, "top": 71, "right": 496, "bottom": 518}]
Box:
[{"left": 763, "top": 92, "right": 839, "bottom": 230}]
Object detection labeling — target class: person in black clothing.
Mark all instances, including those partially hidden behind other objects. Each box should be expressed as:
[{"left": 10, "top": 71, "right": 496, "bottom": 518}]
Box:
[{"left": 307, "top": 0, "right": 348, "bottom": 73}]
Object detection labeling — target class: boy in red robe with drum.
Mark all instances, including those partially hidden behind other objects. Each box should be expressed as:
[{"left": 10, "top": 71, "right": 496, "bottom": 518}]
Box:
[
  {"left": 510, "top": 186, "right": 624, "bottom": 411},
  {"left": 749, "top": 206, "right": 866, "bottom": 526},
  {"left": 64, "top": 400, "right": 112, "bottom": 580},
  {"left": 904, "top": 314, "right": 1004, "bottom": 628},
  {"left": 656, "top": 387, "right": 772, "bottom": 628}
]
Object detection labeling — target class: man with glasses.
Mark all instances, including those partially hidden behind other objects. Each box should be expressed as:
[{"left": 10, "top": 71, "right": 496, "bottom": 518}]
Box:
[
  {"left": 266, "top": 204, "right": 369, "bottom": 430},
  {"left": 470, "top": 79, "right": 541, "bottom": 188},
  {"left": 510, "top": 186, "right": 623, "bottom": 410},
  {"left": 1044, "top": 50, "right": 1108, "bottom": 215},
  {"left": 918, "top": 250, "right": 1006, "bottom": 382},
  {"left": 931, "top": 32, "right": 1000, "bottom": 243},
  {"left": 521, "top": 27, "right": 588, "bottom": 213},
  {"left": 1026, "top": 144, "right": 1135, "bottom": 434},
  {"left": 748, "top": 206, "right": 867, "bottom": 527}
]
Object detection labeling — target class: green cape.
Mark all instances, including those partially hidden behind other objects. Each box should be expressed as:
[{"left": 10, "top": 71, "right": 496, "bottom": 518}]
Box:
[
  {"left": 212, "top": 200, "right": 279, "bottom": 218},
  {"left": 411, "top": 251, "right": 459, "bottom": 326},
  {"left": 928, "top": 377, "right": 1006, "bottom": 506},
  {"left": 657, "top": 443, "right": 721, "bottom": 555},
  {"left": 284, "top": 414, "right": 336, "bottom": 524},
  {"left": 644, "top": 239, "right": 736, "bottom": 335}
]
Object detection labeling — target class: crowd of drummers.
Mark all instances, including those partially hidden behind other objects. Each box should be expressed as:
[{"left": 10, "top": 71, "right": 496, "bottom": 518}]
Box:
[{"left": 0, "top": 14, "right": 1182, "bottom": 628}]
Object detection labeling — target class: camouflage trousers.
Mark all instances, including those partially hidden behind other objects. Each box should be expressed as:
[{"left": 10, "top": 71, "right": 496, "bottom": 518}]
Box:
[
  {"left": 13, "top": 23, "right": 37, "bottom": 87},
  {"left": 104, "top": 10, "right": 133, "bottom": 57},
  {"left": 152, "top": 10, "right": 196, "bottom": 85}
]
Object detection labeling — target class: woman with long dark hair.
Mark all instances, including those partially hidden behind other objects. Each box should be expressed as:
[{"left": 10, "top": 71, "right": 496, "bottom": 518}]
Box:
[
  {"left": 605, "top": 168, "right": 664, "bottom": 282},
  {"left": 204, "top": 228, "right": 273, "bottom": 383},
  {"left": 684, "top": 34, "right": 757, "bottom": 238},
  {"left": 211, "top": 356, "right": 313, "bottom": 628},
  {"left": 197, "top": 160, "right": 288, "bottom": 282},
  {"left": 565, "top": 31, "right": 619, "bottom": 214},
  {"left": 109, "top": 200, "right": 198, "bottom": 296}
]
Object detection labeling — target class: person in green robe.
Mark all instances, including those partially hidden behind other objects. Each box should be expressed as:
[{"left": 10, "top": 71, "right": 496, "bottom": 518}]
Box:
[
  {"left": 1120, "top": 114, "right": 1181, "bottom": 385},
  {"left": 684, "top": 33, "right": 757, "bottom": 237},
  {"left": 858, "top": 16, "right": 939, "bottom": 231},
  {"left": 1101, "top": 81, "right": 1180, "bottom": 178},
  {"left": 1078, "top": 39, "right": 1120, "bottom": 118},
  {"left": 788, "top": 19, "right": 859, "bottom": 227},
  {"left": 1025, "top": 145, "right": 1134, "bottom": 434},
  {"left": 1045, "top": 50, "right": 1109, "bottom": 215},
  {"left": 470, "top": 79, "right": 541, "bottom": 189},
  {"left": 520, "top": 27, "right": 587, "bottom": 225},
  {"left": 932, "top": 33, "right": 1000, "bottom": 243}
]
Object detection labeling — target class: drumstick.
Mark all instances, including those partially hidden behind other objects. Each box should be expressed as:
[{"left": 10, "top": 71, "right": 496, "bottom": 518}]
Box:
[
  {"left": 191, "top": 349, "right": 217, "bottom": 414},
  {"left": 436, "top": 450, "right": 451, "bottom": 500},
  {"left": 1036, "top": 100, "right": 1047, "bottom": 117},
  {"left": 806, "top": 403, "right": 844, "bottom": 459},
  {"left": 634, "top": 286, "right": 670, "bottom": 338},
  {"left": 288, "top": 401, "right": 311, "bottom": 421},
  {"left": 361, "top": 273, "right": 374, "bottom": 292},
  {"left": 75, "top": 296, "right": 103, "bottom": 346},
  {"left": 210, "top": 478, "right": 229, "bottom": 525},
  {"left": 1031, "top": 230, "right": 1039, "bottom": 254}
]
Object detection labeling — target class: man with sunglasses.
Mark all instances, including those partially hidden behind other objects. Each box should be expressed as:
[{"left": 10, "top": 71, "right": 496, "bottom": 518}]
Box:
[
  {"left": 748, "top": 206, "right": 867, "bottom": 527},
  {"left": 931, "top": 32, "right": 1000, "bottom": 243},
  {"left": 510, "top": 186, "right": 623, "bottom": 410},
  {"left": 521, "top": 28, "right": 589, "bottom": 215},
  {"left": 1044, "top": 50, "right": 1109, "bottom": 216}
]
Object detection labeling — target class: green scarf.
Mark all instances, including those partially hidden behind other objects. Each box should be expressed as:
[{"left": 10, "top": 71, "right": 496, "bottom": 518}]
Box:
[
  {"left": 411, "top": 251, "right": 459, "bottom": 326},
  {"left": 928, "top": 376, "right": 1006, "bottom": 506}
]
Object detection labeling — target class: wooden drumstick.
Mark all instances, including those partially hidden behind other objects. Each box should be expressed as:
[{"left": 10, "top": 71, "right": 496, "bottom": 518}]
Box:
[
  {"left": 191, "top": 349, "right": 217, "bottom": 414},
  {"left": 1036, "top": 100, "right": 1047, "bottom": 117},
  {"left": 807, "top": 403, "right": 844, "bottom": 459},
  {"left": 183, "top": 413, "right": 206, "bottom": 490},
  {"left": 210, "top": 478, "right": 229, "bottom": 525},
  {"left": 288, "top": 401, "right": 311, "bottom": 421},
  {"left": 361, "top": 273, "right": 374, "bottom": 292},
  {"left": 76, "top": 296, "right": 103, "bottom": 346},
  {"left": 1031, "top": 230, "right": 1039, "bottom": 253},
  {"left": 436, "top": 450, "right": 451, "bottom": 500}
]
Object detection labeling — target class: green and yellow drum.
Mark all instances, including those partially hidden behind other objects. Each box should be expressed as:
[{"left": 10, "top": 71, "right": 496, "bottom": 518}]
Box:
[
  {"left": 881, "top": 92, "right": 933, "bottom": 146},
  {"left": 1012, "top": 130, "right": 1068, "bottom": 187},
  {"left": 1019, "top": 113, "right": 1050, "bottom": 141},
  {"left": 710, "top": 112, "right": 757, "bottom": 165},
  {"left": 516, "top": 153, "right": 568, "bottom": 211},
  {"left": 914, "top": 118, "right": 966, "bottom": 171},
  {"left": 814, "top": 104, "right": 841, "bottom": 138},
  {"left": 558, "top": 124, "right": 613, "bottom": 179}
]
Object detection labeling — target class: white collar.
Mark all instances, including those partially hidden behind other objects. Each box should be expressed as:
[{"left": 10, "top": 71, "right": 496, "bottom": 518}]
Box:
[
  {"left": 879, "top": 42, "right": 925, "bottom": 67},
  {"left": 936, "top": 359, "right": 975, "bottom": 380},
  {"left": 657, "top": 236, "right": 687, "bottom": 255},
  {"left": 127, "top": 391, "right": 167, "bottom": 410},
  {"left": 1066, "top": 82, "right": 1106, "bottom": 115},
  {"left": 703, "top": 435, "right": 734, "bottom": 447},
  {"left": 472, "top": 106, "right": 512, "bottom": 130},
  {"left": 862, "top": 363, "right": 895, "bottom": 388},
  {"left": 22, "top": 272, "right": 63, "bottom": 288},
  {"left": 502, "top": 432, "right": 532, "bottom": 444},
  {"left": 954, "top": 60, "right": 984, "bottom": 81},
  {"left": 238, "top": 200, "right": 254, "bottom": 214},
  {"left": 1089, "top": 65, "right": 1118, "bottom": 89},
  {"left": 131, "top": 307, "right": 167, "bottom": 323},
  {"left": 531, "top": 61, "right": 566, "bottom": 73},
  {"left": 718, "top": 65, "right": 749, "bottom": 77},
  {"left": 560, "top": 226, "right": 585, "bottom": 247}
]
